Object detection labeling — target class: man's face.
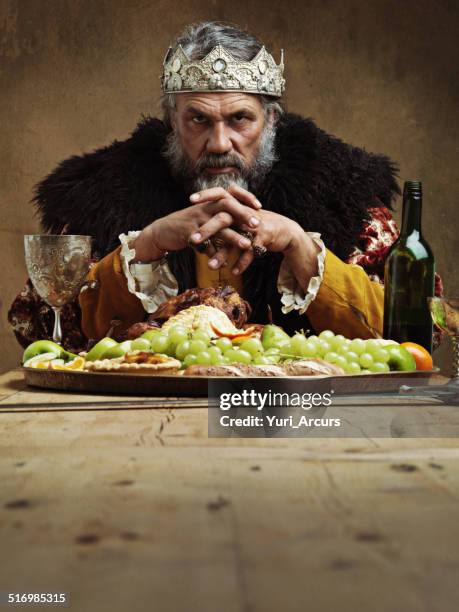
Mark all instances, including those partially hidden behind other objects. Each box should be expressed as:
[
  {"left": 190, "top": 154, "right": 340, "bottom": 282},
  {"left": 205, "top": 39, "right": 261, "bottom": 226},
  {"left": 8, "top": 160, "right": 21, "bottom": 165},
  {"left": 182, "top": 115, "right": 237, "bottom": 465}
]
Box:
[{"left": 164, "top": 92, "right": 276, "bottom": 192}]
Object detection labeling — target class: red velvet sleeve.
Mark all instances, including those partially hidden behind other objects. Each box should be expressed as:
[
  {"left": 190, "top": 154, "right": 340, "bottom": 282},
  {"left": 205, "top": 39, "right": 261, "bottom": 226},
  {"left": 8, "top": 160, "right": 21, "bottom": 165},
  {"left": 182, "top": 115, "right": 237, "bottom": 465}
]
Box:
[{"left": 346, "top": 204, "right": 443, "bottom": 346}]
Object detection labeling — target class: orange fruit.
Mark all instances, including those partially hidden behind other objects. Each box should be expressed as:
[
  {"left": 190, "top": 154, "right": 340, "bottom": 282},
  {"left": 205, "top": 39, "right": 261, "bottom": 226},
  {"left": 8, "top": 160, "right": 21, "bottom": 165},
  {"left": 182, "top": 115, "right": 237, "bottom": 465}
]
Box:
[{"left": 400, "top": 342, "right": 433, "bottom": 371}]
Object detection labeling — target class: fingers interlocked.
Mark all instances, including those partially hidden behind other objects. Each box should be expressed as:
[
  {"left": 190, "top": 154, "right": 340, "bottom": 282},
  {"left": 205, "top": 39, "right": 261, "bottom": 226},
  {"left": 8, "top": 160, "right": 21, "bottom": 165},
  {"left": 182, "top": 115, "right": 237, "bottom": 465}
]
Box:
[{"left": 187, "top": 186, "right": 269, "bottom": 274}]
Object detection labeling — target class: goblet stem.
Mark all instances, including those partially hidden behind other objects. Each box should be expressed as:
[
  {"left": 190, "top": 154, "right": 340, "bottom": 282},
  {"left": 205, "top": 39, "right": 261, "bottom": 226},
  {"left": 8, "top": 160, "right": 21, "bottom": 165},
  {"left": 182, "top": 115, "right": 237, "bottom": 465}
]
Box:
[{"left": 52, "top": 307, "right": 63, "bottom": 344}]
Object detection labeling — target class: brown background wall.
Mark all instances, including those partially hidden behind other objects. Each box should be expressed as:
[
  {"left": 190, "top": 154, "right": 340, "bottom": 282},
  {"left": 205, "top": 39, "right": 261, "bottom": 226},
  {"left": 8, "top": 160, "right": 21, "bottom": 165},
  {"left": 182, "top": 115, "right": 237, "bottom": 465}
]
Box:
[{"left": 1, "top": 0, "right": 458, "bottom": 373}]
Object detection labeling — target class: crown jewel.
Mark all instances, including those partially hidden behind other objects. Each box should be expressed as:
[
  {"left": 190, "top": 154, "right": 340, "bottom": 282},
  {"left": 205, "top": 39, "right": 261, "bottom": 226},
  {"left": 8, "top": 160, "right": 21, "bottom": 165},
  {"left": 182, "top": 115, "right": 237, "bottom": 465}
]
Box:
[{"left": 162, "top": 44, "right": 285, "bottom": 97}]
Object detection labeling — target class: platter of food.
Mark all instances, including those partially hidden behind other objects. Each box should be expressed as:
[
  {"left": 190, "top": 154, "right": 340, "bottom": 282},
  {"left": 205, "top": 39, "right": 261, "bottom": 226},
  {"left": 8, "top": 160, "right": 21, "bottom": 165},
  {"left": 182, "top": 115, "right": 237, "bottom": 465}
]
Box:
[
  {"left": 23, "top": 365, "right": 439, "bottom": 397},
  {"left": 21, "top": 288, "right": 440, "bottom": 397}
]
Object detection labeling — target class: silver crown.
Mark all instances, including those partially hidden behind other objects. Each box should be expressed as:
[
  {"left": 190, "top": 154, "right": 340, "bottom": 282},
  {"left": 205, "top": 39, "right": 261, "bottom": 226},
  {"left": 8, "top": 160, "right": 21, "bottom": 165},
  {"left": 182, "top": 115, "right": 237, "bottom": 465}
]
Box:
[{"left": 162, "top": 44, "right": 285, "bottom": 97}]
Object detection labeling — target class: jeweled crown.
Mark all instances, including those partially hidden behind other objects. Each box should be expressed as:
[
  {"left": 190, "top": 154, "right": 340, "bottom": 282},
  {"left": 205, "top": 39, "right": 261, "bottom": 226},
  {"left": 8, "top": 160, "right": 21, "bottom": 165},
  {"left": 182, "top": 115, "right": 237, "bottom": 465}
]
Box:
[{"left": 162, "top": 44, "right": 285, "bottom": 97}]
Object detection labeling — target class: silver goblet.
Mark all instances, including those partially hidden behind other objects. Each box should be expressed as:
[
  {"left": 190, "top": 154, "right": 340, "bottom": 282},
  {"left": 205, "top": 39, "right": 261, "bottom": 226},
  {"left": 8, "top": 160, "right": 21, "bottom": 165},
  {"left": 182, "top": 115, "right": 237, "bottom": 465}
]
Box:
[
  {"left": 400, "top": 297, "right": 459, "bottom": 402},
  {"left": 24, "top": 235, "right": 92, "bottom": 344}
]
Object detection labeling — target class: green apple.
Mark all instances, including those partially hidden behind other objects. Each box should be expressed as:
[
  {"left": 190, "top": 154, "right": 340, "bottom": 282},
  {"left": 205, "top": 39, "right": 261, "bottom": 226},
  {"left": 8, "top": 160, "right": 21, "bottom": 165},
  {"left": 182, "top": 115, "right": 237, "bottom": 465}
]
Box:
[
  {"left": 379, "top": 339, "right": 399, "bottom": 347},
  {"left": 387, "top": 345, "right": 417, "bottom": 372},
  {"left": 85, "top": 337, "right": 118, "bottom": 361},
  {"left": 23, "top": 352, "right": 62, "bottom": 368},
  {"left": 23, "top": 340, "right": 63, "bottom": 364},
  {"left": 100, "top": 340, "right": 133, "bottom": 360}
]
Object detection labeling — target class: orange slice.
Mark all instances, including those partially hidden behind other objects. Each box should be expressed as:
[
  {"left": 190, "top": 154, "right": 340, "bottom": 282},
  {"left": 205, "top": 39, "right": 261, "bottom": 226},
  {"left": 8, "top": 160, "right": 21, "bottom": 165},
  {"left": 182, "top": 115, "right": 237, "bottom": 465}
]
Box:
[{"left": 51, "top": 356, "right": 85, "bottom": 371}]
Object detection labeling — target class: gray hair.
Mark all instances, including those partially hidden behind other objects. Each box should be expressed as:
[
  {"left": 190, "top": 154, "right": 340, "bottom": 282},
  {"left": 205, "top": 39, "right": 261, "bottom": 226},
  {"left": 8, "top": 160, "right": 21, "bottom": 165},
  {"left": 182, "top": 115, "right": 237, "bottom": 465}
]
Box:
[{"left": 160, "top": 21, "right": 284, "bottom": 125}]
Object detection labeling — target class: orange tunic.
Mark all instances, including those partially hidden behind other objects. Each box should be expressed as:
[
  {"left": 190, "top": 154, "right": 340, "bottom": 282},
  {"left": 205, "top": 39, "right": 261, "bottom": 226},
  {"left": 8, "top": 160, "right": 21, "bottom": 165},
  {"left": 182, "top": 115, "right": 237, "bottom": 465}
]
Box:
[{"left": 79, "top": 246, "right": 384, "bottom": 341}]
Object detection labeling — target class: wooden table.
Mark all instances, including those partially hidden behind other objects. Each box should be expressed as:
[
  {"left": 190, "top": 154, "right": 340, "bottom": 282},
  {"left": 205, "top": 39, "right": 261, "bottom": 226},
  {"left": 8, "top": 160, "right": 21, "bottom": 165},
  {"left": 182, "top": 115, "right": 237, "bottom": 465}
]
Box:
[{"left": 1, "top": 368, "right": 459, "bottom": 612}]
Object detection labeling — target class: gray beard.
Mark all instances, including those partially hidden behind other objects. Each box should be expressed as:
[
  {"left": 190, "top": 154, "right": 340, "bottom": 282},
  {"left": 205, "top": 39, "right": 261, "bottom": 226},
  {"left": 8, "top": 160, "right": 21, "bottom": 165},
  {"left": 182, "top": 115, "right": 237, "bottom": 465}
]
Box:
[{"left": 162, "top": 122, "right": 277, "bottom": 194}]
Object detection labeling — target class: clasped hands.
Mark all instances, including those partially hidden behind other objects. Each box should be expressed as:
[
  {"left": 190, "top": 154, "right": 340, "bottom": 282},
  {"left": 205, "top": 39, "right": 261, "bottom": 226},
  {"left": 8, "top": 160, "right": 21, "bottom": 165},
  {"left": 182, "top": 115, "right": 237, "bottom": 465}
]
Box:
[{"left": 133, "top": 185, "right": 320, "bottom": 287}]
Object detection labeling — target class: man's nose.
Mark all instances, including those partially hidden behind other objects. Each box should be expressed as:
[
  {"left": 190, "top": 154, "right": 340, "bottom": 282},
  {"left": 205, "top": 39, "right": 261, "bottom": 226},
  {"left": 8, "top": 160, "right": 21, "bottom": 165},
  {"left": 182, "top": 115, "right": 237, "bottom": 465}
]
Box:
[{"left": 206, "top": 122, "right": 232, "bottom": 154}]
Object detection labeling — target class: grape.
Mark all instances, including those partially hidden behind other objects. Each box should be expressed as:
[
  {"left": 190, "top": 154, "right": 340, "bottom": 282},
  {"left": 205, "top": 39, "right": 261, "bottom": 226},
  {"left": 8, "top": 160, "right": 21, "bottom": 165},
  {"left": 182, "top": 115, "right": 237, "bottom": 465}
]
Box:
[
  {"left": 368, "top": 347, "right": 390, "bottom": 363},
  {"left": 223, "top": 348, "right": 238, "bottom": 363},
  {"left": 302, "top": 340, "right": 319, "bottom": 358},
  {"left": 263, "top": 348, "right": 281, "bottom": 363},
  {"left": 349, "top": 338, "right": 366, "bottom": 355},
  {"left": 330, "top": 334, "right": 346, "bottom": 351},
  {"left": 346, "top": 351, "right": 359, "bottom": 363},
  {"left": 254, "top": 355, "right": 274, "bottom": 365},
  {"left": 196, "top": 351, "right": 212, "bottom": 365},
  {"left": 151, "top": 334, "right": 170, "bottom": 353},
  {"left": 281, "top": 341, "right": 296, "bottom": 356},
  {"left": 165, "top": 343, "right": 178, "bottom": 357},
  {"left": 131, "top": 338, "right": 151, "bottom": 351},
  {"left": 324, "top": 351, "right": 339, "bottom": 363},
  {"left": 317, "top": 339, "right": 332, "bottom": 356},
  {"left": 338, "top": 345, "right": 350, "bottom": 356},
  {"left": 215, "top": 337, "right": 232, "bottom": 352},
  {"left": 240, "top": 338, "right": 264, "bottom": 357},
  {"left": 261, "top": 325, "right": 291, "bottom": 350},
  {"left": 290, "top": 333, "right": 308, "bottom": 356},
  {"left": 168, "top": 325, "right": 189, "bottom": 345},
  {"left": 365, "top": 339, "right": 381, "bottom": 352},
  {"left": 183, "top": 354, "right": 197, "bottom": 368},
  {"left": 176, "top": 340, "right": 192, "bottom": 360},
  {"left": 141, "top": 329, "right": 161, "bottom": 342},
  {"left": 308, "top": 335, "right": 319, "bottom": 342},
  {"left": 359, "top": 352, "right": 374, "bottom": 368},
  {"left": 369, "top": 362, "right": 390, "bottom": 373},
  {"left": 221, "top": 356, "right": 231, "bottom": 365},
  {"left": 265, "top": 347, "right": 281, "bottom": 355},
  {"left": 208, "top": 346, "right": 223, "bottom": 364},
  {"left": 334, "top": 355, "right": 348, "bottom": 370},
  {"left": 360, "top": 369, "right": 371, "bottom": 375},
  {"left": 319, "top": 330, "right": 335, "bottom": 341},
  {"left": 234, "top": 350, "right": 252, "bottom": 364},
  {"left": 192, "top": 330, "right": 211, "bottom": 344},
  {"left": 225, "top": 349, "right": 252, "bottom": 364},
  {"left": 189, "top": 339, "right": 208, "bottom": 354},
  {"left": 346, "top": 361, "right": 361, "bottom": 374}
]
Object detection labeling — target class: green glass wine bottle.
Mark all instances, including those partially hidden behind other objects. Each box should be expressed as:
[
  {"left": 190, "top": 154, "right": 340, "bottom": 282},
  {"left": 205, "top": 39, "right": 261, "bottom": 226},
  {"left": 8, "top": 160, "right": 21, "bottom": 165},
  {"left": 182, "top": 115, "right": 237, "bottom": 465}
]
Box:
[{"left": 383, "top": 181, "right": 435, "bottom": 352}]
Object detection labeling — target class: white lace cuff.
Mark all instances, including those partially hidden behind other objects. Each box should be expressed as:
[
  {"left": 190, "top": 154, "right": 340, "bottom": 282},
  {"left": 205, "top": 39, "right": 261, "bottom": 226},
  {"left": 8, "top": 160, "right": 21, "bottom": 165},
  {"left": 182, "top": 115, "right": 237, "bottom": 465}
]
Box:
[
  {"left": 278, "top": 232, "right": 326, "bottom": 315},
  {"left": 119, "top": 231, "right": 179, "bottom": 313}
]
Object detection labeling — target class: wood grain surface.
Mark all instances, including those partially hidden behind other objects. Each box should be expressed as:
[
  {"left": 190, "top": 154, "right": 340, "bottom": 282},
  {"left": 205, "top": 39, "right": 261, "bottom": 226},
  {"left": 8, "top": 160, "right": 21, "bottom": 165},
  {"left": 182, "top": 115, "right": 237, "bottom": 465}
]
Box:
[{"left": 1, "top": 369, "right": 459, "bottom": 612}]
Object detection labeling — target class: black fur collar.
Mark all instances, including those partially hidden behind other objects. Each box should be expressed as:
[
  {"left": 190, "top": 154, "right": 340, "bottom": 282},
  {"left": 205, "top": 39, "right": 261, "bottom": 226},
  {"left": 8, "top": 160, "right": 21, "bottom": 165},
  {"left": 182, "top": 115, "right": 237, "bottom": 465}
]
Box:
[
  {"left": 34, "top": 113, "right": 399, "bottom": 325},
  {"left": 35, "top": 112, "right": 399, "bottom": 256}
]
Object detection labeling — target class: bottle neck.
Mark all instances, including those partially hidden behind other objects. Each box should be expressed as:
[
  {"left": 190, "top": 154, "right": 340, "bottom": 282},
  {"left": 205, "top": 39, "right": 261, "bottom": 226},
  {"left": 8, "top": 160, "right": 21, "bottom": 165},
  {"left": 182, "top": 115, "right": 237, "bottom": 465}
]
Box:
[{"left": 401, "top": 193, "right": 422, "bottom": 236}]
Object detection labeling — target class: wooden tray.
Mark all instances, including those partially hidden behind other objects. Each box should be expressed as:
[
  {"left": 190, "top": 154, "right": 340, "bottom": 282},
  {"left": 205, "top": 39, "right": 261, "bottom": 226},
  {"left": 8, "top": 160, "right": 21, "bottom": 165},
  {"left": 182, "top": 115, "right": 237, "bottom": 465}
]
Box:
[{"left": 23, "top": 367, "right": 442, "bottom": 397}]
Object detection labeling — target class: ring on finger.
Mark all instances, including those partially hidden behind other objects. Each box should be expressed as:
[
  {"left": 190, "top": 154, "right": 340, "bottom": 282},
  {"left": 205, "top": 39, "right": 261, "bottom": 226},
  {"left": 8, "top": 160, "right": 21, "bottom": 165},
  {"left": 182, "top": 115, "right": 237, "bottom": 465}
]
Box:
[
  {"left": 211, "top": 236, "right": 226, "bottom": 249},
  {"left": 252, "top": 244, "right": 268, "bottom": 259},
  {"left": 188, "top": 236, "right": 211, "bottom": 253},
  {"left": 230, "top": 226, "right": 254, "bottom": 242}
]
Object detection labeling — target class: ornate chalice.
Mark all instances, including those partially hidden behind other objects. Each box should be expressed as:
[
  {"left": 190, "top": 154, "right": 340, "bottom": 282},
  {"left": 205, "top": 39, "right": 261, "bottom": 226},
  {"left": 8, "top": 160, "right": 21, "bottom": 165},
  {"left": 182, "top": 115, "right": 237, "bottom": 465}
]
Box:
[
  {"left": 24, "top": 235, "right": 92, "bottom": 344},
  {"left": 400, "top": 297, "right": 459, "bottom": 402}
]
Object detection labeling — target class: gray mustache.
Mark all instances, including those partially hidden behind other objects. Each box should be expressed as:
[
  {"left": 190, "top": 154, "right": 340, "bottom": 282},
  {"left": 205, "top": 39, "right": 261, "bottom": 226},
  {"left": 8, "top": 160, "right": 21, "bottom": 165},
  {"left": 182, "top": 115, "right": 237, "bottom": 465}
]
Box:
[{"left": 195, "top": 153, "right": 245, "bottom": 173}]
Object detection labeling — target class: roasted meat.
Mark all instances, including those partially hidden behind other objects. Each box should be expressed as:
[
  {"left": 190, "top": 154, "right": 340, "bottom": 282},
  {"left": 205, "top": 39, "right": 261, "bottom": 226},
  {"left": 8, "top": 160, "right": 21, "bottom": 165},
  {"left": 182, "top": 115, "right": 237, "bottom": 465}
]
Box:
[{"left": 147, "top": 286, "right": 251, "bottom": 329}]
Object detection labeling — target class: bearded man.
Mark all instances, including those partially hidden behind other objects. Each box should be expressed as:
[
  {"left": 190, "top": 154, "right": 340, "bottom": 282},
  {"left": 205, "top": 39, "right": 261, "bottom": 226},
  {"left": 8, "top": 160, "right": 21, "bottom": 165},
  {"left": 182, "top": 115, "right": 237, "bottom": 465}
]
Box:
[{"left": 10, "top": 21, "right": 422, "bottom": 351}]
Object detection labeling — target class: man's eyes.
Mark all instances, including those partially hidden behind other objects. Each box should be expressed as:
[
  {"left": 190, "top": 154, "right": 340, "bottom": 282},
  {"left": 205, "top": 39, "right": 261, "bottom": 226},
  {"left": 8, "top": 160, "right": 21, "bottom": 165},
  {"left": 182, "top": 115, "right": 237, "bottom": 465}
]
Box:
[
  {"left": 190, "top": 114, "right": 252, "bottom": 125},
  {"left": 231, "top": 114, "right": 250, "bottom": 123},
  {"left": 192, "top": 115, "right": 208, "bottom": 124}
]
